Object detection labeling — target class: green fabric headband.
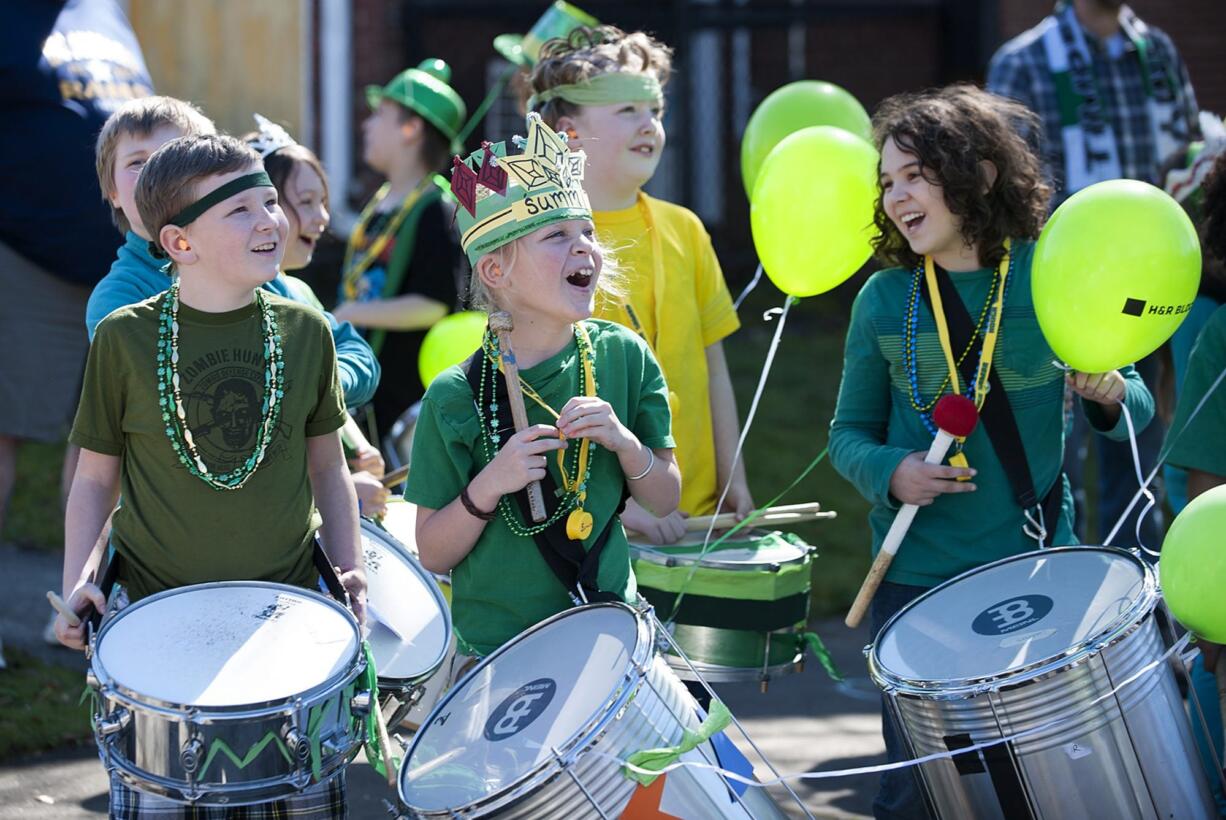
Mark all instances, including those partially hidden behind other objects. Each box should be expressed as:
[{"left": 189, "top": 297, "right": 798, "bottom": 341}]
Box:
[
  {"left": 169, "top": 171, "right": 274, "bottom": 228},
  {"left": 527, "top": 72, "right": 662, "bottom": 111}
]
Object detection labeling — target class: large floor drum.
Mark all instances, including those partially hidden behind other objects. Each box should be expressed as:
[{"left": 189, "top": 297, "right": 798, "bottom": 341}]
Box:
[{"left": 869, "top": 547, "right": 1215, "bottom": 820}]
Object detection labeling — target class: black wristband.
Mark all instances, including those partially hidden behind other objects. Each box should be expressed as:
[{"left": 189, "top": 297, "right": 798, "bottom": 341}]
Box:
[{"left": 461, "top": 486, "right": 497, "bottom": 521}]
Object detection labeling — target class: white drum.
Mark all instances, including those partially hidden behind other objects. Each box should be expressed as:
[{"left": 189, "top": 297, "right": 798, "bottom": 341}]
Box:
[
  {"left": 89, "top": 582, "right": 368, "bottom": 805},
  {"left": 361, "top": 516, "right": 451, "bottom": 725},
  {"left": 869, "top": 547, "right": 1215, "bottom": 819},
  {"left": 397, "top": 603, "right": 787, "bottom": 819}
]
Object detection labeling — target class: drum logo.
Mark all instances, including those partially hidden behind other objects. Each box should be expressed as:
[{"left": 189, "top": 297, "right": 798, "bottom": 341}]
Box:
[
  {"left": 483, "top": 678, "right": 557, "bottom": 741},
  {"left": 972, "top": 595, "right": 1054, "bottom": 635}
]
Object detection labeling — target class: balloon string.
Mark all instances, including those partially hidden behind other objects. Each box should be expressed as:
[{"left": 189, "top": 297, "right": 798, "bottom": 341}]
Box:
[
  {"left": 1117, "top": 401, "right": 1159, "bottom": 557},
  {"left": 1103, "top": 362, "right": 1226, "bottom": 547},
  {"left": 734, "top": 263, "right": 765, "bottom": 310}
]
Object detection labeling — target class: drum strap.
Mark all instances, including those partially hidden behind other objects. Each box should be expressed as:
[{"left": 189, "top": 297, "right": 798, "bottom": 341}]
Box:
[
  {"left": 464, "top": 356, "right": 625, "bottom": 604},
  {"left": 921, "top": 267, "right": 1065, "bottom": 535},
  {"left": 312, "top": 538, "right": 349, "bottom": 603}
]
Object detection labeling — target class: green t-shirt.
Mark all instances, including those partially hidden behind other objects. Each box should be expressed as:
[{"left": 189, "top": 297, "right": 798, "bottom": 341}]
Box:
[
  {"left": 1166, "top": 304, "right": 1226, "bottom": 477},
  {"left": 829, "top": 240, "right": 1155, "bottom": 587},
  {"left": 404, "top": 319, "right": 674, "bottom": 656},
  {"left": 70, "top": 291, "right": 347, "bottom": 601}
]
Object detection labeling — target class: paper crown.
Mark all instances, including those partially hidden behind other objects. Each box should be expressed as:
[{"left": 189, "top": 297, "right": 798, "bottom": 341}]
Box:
[
  {"left": 451, "top": 112, "right": 591, "bottom": 265},
  {"left": 366, "top": 59, "right": 467, "bottom": 149},
  {"left": 494, "top": 1, "right": 599, "bottom": 68},
  {"left": 247, "top": 113, "right": 297, "bottom": 159}
]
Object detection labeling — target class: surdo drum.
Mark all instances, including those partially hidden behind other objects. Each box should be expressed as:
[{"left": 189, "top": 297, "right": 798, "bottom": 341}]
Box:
[
  {"left": 869, "top": 546, "right": 1215, "bottom": 819},
  {"left": 397, "top": 602, "right": 788, "bottom": 818},
  {"left": 88, "top": 582, "right": 369, "bottom": 805}
]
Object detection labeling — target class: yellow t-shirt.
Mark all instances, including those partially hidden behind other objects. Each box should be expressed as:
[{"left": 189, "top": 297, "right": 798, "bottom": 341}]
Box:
[{"left": 593, "top": 192, "right": 740, "bottom": 515}]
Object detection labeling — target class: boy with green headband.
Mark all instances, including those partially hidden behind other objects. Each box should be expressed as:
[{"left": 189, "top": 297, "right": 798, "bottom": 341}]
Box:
[
  {"left": 334, "top": 59, "right": 469, "bottom": 443},
  {"left": 527, "top": 26, "right": 752, "bottom": 544},
  {"left": 56, "top": 134, "right": 363, "bottom": 818},
  {"left": 404, "top": 112, "right": 680, "bottom": 664}
]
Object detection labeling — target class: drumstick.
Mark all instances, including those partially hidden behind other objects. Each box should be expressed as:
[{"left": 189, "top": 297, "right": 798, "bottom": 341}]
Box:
[
  {"left": 845, "top": 395, "right": 979, "bottom": 629},
  {"left": 684, "top": 503, "right": 831, "bottom": 532},
  {"left": 488, "top": 311, "right": 547, "bottom": 522},
  {"left": 380, "top": 464, "right": 409, "bottom": 488},
  {"left": 46, "top": 590, "right": 82, "bottom": 627},
  {"left": 374, "top": 703, "right": 397, "bottom": 788}
]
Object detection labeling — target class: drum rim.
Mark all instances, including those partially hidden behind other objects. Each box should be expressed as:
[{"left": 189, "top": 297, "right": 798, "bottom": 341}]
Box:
[
  {"left": 358, "top": 519, "right": 454, "bottom": 685},
  {"left": 867, "top": 546, "right": 1157, "bottom": 695},
  {"left": 397, "top": 601, "right": 653, "bottom": 814},
  {"left": 629, "top": 529, "right": 812, "bottom": 571},
  {"left": 91, "top": 580, "right": 364, "bottom": 714}
]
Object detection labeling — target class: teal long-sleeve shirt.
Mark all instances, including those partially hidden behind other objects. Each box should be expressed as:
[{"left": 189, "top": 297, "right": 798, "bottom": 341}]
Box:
[
  {"left": 86, "top": 231, "right": 379, "bottom": 409},
  {"left": 828, "top": 240, "right": 1154, "bottom": 587}
]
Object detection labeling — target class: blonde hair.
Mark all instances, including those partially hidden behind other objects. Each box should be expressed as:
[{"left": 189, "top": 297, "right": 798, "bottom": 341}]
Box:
[
  {"left": 528, "top": 25, "right": 673, "bottom": 128},
  {"left": 95, "top": 96, "right": 216, "bottom": 234},
  {"left": 469, "top": 233, "right": 626, "bottom": 314}
]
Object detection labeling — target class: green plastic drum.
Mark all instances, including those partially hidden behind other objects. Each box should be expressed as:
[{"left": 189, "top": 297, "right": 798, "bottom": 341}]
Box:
[{"left": 630, "top": 530, "right": 814, "bottom": 684}]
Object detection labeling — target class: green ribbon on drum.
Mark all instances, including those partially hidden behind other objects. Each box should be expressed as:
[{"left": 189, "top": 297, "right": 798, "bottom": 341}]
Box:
[{"left": 622, "top": 699, "right": 734, "bottom": 787}]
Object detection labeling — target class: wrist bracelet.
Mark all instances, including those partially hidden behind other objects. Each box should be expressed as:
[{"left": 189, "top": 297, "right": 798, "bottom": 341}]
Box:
[
  {"left": 461, "top": 486, "right": 497, "bottom": 520},
  {"left": 626, "top": 447, "right": 655, "bottom": 481}
]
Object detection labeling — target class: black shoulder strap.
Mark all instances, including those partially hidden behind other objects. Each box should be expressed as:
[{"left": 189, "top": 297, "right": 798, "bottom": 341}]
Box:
[
  {"left": 920, "top": 269, "right": 1052, "bottom": 515},
  {"left": 463, "top": 354, "right": 621, "bottom": 603}
]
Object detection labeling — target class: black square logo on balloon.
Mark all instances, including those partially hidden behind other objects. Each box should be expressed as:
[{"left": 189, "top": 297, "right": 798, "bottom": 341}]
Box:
[{"left": 1122, "top": 298, "right": 1146, "bottom": 317}]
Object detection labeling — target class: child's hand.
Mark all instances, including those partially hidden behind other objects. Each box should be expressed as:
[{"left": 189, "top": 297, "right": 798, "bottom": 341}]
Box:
[
  {"left": 1067, "top": 370, "right": 1126, "bottom": 406},
  {"left": 54, "top": 582, "right": 106, "bottom": 651},
  {"left": 889, "top": 452, "right": 977, "bottom": 506},
  {"left": 719, "top": 480, "right": 756, "bottom": 522},
  {"left": 336, "top": 566, "right": 367, "bottom": 627},
  {"left": 351, "top": 471, "right": 389, "bottom": 518},
  {"left": 475, "top": 424, "right": 568, "bottom": 498},
  {"left": 621, "top": 498, "right": 688, "bottom": 544},
  {"left": 348, "top": 445, "right": 385, "bottom": 478},
  {"left": 556, "top": 397, "right": 634, "bottom": 452}
]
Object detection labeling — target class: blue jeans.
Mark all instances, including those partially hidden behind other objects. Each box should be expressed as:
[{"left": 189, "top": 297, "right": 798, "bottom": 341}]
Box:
[{"left": 872, "top": 581, "right": 935, "bottom": 820}]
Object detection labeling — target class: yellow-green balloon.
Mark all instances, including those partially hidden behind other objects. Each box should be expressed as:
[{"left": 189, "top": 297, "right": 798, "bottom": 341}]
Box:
[
  {"left": 1161, "top": 484, "right": 1226, "bottom": 642},
  {"left": 1032, "top": 180, "right": 1201, "bottom": 372},
  {"left": 741, "top": 81, "right": 872, "bottom": 198},
  {"left": 418, "top": 311, "right": 487, "bottom": 388},
  {"left": 750, "top": 125, "right": 878, "bottom": 298}
]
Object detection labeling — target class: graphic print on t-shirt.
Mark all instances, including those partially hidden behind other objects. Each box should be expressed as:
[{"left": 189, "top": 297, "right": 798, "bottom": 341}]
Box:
[{"left": 176, "top": 344, "right": 290, "bottom": 472}]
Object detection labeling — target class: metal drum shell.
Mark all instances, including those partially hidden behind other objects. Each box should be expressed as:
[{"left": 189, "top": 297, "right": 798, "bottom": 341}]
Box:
[
  {"left": 868, "top": 548, "right": 1216, "bottom": 820},
  {"left": 89, "top": 582, "right": 367, "bottom": 806}
]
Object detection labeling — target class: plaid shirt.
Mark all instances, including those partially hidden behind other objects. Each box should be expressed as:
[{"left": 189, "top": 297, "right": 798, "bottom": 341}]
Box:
[
  {"left": 109, "top": 771, "right": 347, "bottom": 819},
  {"left": 987, "top": 11, "right": 1199, "bottom": 204}
]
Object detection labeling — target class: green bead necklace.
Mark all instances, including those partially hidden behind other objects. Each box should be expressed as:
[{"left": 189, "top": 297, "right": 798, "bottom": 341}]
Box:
[{"left": 156, "top": 281, "right": 284, "bottom": 490}]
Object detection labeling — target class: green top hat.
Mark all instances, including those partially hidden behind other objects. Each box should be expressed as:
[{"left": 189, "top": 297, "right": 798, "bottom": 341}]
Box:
[
  {"left": 494, "top": 2, "right": 600, "bottom": 69},
  {"left": 366, "top": 59, "right": 467, "bottom": 149}
]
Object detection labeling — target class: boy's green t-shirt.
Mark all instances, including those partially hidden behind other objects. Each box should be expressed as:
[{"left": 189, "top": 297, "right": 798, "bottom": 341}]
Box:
[
  {"left": 1166, "top": 304, "right": 1226, "bottom": 478},
  {"left": 404, "top": 319, "right": 674, "bottom": 657},
  {"left": 70, "top": 291, "right": 347, "bottom": 601}
]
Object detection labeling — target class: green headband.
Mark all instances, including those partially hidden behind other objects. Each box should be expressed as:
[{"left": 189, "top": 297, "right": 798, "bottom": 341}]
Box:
[
  {"left": 527, "top": 72, "right": 662, "bottom": 111},
  {"left": 168, "top": 171, "right": 274, "bottom": 228}
]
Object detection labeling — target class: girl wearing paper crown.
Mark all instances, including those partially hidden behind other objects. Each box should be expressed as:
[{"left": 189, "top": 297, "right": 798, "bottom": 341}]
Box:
[
  {"left": 333, "top": 59, "right": 469, "bottom": 443},
  {"left": 828, "top": 84, "right": 1155, "bottom": 820},
  {"left": 403, "top": 113, "right": 681, "bottom": 663}
]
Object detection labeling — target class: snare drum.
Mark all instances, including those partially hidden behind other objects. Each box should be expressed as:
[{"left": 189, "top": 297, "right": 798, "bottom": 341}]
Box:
[
  {"left": 361, "top": 515, "right": 452, "bottom": 725},
  {"left": 88, "top": 582, "right": 368, "bottom": 805},
  {"left": 869, "top": 546, "right": 1215, "bottom": 819},
  {"left": 380, "top": 497, "right": 451, "bottom": 603},
  {"left": 631, "top": 530, "right": 814, "bottom": 683},
  {"left": 397, "top": 603, "right": 788, "bottom": 819}
]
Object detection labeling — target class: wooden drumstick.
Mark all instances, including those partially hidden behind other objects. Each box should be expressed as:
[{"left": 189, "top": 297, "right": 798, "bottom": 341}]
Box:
[
  {"left": 373, "top": 702, "right": 397, "bottom": 788},
  {"left": 47, "top": 590, "right": 82, "bottom": 627},
  {"left": 845, "top": 395, "right": 979, "bottom": 629},
  {"left": 684, "top": 502, "right": 832, "bottom": 532},
  {"left": 380, "top": 464, "right": 409, "bottom": 489},
  {"left": 488, "top": 311, "right": 547, "bottom": 522}
]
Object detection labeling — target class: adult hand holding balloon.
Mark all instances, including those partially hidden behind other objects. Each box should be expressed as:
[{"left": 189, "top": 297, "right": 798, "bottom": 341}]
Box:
[
  {"left": 418, "top": 311, "right": 487, "bottom": 388},
  {"left": 750, "top": 125, "right": 878, "bottom": 298},
  {"left": 741, "top": 81, "right": 872, "bottom": 198},
  {"left": 1032, "top": 180, "right": 1201, "bottom": 372},
  {"left": 1161, "top": 484, "right": 1226, "bottom": 642}
]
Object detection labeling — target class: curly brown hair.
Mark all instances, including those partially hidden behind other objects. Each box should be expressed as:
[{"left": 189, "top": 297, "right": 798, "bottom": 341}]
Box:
[
  {"left": 1201, "top": 150, "right": 1226, "bottom": 268},
  {"left": 871, "top": 85, "right": 1051, "bottom": 270},
  {"left": 527, "top": 25, "right": 672, "bottom": 128}
]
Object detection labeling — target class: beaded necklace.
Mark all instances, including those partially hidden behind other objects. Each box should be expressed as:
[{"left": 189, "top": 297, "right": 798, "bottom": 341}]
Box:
[
  {"left": 903, "top": 243, "right": 1013, "bottom": 436},
  {"left": 156, "top": 281, "right": 284, "bottom": 490},
  {"left": 475, "top": 323, "right": 597, "bottom": 538},
  {"left": 340, "top": 179, "right": 432, "bottom": 301}
]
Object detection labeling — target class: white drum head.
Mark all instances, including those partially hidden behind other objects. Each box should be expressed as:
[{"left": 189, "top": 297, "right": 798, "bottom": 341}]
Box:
[
  {"left": 96, "top": 583, "right": 358, "bottom": 707},
  {"left": 361, "top": 521, "right": 450, "bottom": 682},
  {"left": 875, "top": 548, "right": 1149, "bottom": 685},
  {"left": 632, "top": 530, "right": 808, "bottom": 568},
  {"left": 400, "top": 605, "right": 641, "bottom": 811}
]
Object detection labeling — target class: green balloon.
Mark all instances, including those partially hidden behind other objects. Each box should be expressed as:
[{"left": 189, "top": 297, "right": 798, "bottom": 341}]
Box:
[
  {"left": 1032, "top": 180, "right": 1201, "bottom": 372},
  {"left": 741, "top": 81, "right": 872, "bottom": 198},
  {"left": 418, "top": 311, "right": 487, "bottom": 388},
  {"left": 750, "top": 126, "right": 878, "bottom": 298},
  {"left": 1161, "top": 484, "right": 1226, "bottom": 642}
]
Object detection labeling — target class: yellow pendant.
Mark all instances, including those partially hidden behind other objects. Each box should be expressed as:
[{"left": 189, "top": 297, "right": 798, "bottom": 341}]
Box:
[
  {"left": 949, "top": 446, "right": 972, "bottom": 482},
  {"left": 566, "top": 508, "right": 594, "bottom": 541}
]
